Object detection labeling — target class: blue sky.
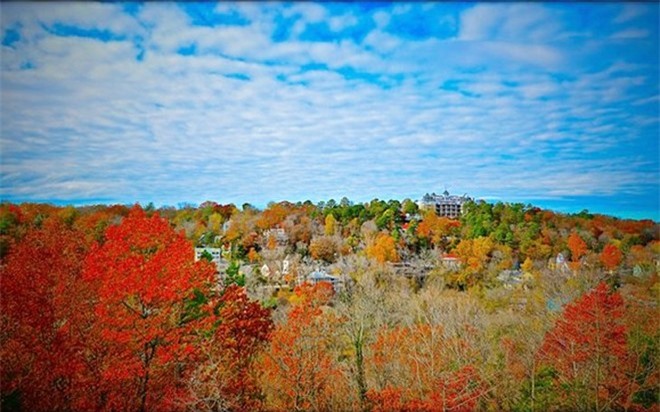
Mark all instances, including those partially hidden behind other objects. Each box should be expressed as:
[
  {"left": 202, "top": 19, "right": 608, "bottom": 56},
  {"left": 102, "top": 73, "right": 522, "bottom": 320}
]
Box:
[{"left": 1, "top": 2, "right": 658, "bottom": 219}]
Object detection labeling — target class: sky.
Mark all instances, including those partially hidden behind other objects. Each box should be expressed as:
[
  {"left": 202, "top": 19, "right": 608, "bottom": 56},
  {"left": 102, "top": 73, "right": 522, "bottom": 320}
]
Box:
[{"left": 1, "top": 2, "right": 659, "bottom": 220}]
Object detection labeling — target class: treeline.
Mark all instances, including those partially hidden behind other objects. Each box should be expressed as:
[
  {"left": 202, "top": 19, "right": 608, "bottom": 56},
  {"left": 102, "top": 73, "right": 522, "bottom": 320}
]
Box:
[{"left": 0, "top": 199, "right": 657, "bottom": 411}]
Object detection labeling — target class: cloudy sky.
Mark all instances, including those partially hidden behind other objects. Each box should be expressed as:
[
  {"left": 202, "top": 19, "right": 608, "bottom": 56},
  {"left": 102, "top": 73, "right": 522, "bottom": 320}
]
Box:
[{"left": 1, "top": 2, "right": 658, "bottom": 219}]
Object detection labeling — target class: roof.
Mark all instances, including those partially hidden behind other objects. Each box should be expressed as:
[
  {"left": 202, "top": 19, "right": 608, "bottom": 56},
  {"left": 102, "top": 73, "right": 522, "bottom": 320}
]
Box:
[{"left": 308, "top": 269, "right": 335, "bottom": 281}]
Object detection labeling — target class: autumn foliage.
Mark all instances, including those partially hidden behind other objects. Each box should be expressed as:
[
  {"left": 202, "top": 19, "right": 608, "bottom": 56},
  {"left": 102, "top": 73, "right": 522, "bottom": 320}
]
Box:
[
  {"left": 1, "top": 218, "right": 92, "bottom": 411},
  {"left": 567, "top": 232, "right": 588, "bottom": 264},
  {"left": 367, "top": 324, "right": 484, "bottom": 411},
  {"left": 600, "top": 243, "right": 623, "bottom": 271},
  {"left": 189, "top": 285, "right": 273, "bottom": 411},
  {"left": 366, "top": 232, "right": 400, "bottom": 263},
  {"left": 538, "top": 282, "right": 635, "bottom": 411},
  {"left": 0, "top": 200, "right": 657, "bottom": 412},
  {"left": 82, "top": 206, "right": 217, "bottom": 410},
  {"left": 260, "top": 282, "right": 340, "bottom": 411}
]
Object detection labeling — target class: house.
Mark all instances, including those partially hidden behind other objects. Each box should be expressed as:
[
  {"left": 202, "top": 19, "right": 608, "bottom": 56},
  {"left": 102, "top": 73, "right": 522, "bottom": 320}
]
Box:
[
  {"left": 497, "top": 269, "right": 523, "bottom": 289},
  {"left": 554, "top": 252, "right": 569, "bottom": 273},
  {"left": 258, "top": 257, "right": 291, "bottom": 282},
  {"left": 307, "top": 268, "right": 344, "bottom": 292},
  {"left": 440, "top": 253, "right": 461, "bottom": 269},
  {"left": 419, "top": 190, "right": 471, "bottom": 219}
]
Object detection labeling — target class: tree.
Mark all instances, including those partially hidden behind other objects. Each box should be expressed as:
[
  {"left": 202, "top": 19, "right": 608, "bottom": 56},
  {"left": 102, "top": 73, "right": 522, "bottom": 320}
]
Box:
[
  {"left": 0, "top": 218, "right": 94, "bottom": 411},
  {"left": 335, "top": 273, "right": 390, "bottom": 410},
  {"left": 416, "top": 211, "right": 460, "bottom": 248},
  {"left": 366, "top": 232, "right": 400, "bottom": 264},
  {"left": 188, "top": 285, "right": 272, "bottom": 412},
  {"left": 260, "top": 283, "right": 341, "bottom": 411},
  {"left": 367, "top": 324, "right": 485, "bottom": 411},
  {"left": 538, "top": 282, "right": 632, "bottom": 411},
  {"left": 309, "top": 235, "right": 340, "bottom": 263},
  {"left": 324, "top": 213, "right": 337, "bottom": 236},
  {"left": 452, "top": 237, "right": 494, "bottom": 288},
  {"left": 600, "top": 243, "right": 622, "bottom": 272},
  {"left": 366, "top": 286, "right": 489, "bottom": 411},
  {"left": 83, "top": 206, "right": 216, "bottom": 411},
  {"left": 567, "top": 232, "right": 588, "bottom": 266}
]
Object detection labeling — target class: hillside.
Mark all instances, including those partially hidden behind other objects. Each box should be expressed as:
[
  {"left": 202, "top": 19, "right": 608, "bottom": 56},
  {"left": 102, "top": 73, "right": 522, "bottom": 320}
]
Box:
[{"left": 1, "top": 199, "right": 658, "bottom": 411}]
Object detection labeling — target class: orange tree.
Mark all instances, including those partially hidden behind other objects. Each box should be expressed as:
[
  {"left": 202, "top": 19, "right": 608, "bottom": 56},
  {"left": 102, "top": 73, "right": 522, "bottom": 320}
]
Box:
[{"left": 260, "top": 282, "right": 342, "bottom": 411}]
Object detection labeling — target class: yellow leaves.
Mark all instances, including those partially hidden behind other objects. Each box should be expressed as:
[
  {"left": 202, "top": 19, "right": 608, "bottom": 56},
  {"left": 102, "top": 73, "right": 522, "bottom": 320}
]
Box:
[
  {"left": 366, "top": 232, "right": 400, "bottom": 264},
  {"left": 454, "top": 237, "right": 494, "bottom": 273},
  {"left": 324, "top": 213, "right": 337, "bottom": 236},
  {"left": 207, "top": 212, "right": 224, "bottom": 233}
]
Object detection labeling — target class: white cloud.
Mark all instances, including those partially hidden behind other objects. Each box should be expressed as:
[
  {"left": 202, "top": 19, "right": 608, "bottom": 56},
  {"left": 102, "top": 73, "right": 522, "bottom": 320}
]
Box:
[
  {"left": 0, "top": 3, "right": 657, "bottom": 215},
  {"left": 459, "top": 4, "right": 561, "bottom": 42},
  {"left": 329, "top": 13, "right": 358, "bottom": 32}
]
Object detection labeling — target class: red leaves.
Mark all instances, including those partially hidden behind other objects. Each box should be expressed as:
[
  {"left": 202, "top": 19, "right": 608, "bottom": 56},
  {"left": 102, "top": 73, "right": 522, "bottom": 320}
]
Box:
[
  {"left": 0, "top": 219, "right": 92, "bottom": 411},
  {"left": 82, "top": 206, "right": 217, "bottom": 411},
  {"left": 367, "top": 366, "right": 484, "bottom": 412},
  {"left": 539, "top": 282, "right": 632, "bottom": 410},
  {"left": 368, "top": 324, "right": 484, "bottom": 412},
  {"left": 216, "top": 285, "right": 272, "bottom": 357}
]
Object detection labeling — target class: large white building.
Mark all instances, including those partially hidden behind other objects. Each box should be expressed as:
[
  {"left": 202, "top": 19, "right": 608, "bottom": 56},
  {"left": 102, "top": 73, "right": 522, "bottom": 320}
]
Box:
[{"left": 419, "top": 190, "right": 471, "bottom": 219}]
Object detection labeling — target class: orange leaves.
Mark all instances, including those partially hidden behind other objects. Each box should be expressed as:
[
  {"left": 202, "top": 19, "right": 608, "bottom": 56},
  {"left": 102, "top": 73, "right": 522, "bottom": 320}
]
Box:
[
  {"left": 367, "top": 386, "right": 406, "bottom": 412},
  {"left": 256, "top": 202, "right": 290, "bottom": 230},
  {"left": 261, "top": 283, "right": 339, "bottom": 411},
  {"left": 368, "top": 324, "right": 484, "bottom": 411},
  {"left": 416, "top": 212, "right": 460, "bottom": 246},
  {"left": 247, "top": 246, "right": 260, "bottom": 263},
  {"left": 600, "top": 243, "right": 622, "bottom": 271},
  {"left": 366, "top": 232, "right": 400, "bottom": 264},
  {"left": 309, "top": 235, "right": 340, "bottom": 263},
  {"left": 567, "top": 231, "right": 588, "bottom": 263}
]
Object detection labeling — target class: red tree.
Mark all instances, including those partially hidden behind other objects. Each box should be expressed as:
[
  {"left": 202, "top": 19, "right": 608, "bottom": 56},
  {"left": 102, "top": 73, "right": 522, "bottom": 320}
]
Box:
[
  {"left": 538, "top": 282, "right": 632, "bottom": 411},
  {"left": 0, "top": 218, "right": 94, "bottom": 411},
  {"left": 83, "top": 206, "right": 216, "bottom": 411},
  {"left": 189, "top": 285, "right": 273, "bottom": 412}
]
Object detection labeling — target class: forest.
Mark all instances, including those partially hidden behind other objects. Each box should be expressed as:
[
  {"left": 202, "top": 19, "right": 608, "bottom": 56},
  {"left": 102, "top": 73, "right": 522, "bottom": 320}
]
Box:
[{"left": 0, "top": 198, "right": 658, "bottom": 412}]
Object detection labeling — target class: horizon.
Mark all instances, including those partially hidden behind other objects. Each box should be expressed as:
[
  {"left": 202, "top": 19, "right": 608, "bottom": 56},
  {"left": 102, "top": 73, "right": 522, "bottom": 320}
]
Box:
[
  {"left": 2, "top": 191, "right": 657, "bottom": 222},
  {"left": 1, "top": 3, "right": 659, "bottom": 221}
]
